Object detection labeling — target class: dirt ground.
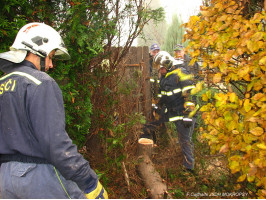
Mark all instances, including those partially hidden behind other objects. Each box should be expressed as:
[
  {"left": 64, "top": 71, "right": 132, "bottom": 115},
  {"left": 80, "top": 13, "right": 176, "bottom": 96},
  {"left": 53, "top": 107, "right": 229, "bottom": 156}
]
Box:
[{"left": 84, "top": 124, "right": 249, "bottom": 199}]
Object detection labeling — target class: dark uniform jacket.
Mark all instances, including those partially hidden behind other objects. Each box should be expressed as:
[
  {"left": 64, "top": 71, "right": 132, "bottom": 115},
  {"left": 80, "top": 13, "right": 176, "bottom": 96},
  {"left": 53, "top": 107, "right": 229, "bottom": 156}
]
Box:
[
  {"left": 0, "top": 60, "right": 97, "bottom": 191},
  {"left": 158, "top": 64, "right": 195, "bottom": 122}
]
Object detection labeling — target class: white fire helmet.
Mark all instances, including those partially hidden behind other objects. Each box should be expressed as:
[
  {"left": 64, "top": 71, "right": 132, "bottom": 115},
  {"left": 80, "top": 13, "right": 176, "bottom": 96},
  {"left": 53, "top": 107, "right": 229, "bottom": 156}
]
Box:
[
  {"left": 154, "top": 51, "right": 178, "bottom": 70},
  {"left": 0, "top": 22, "right": 70, "bottom": 63}
]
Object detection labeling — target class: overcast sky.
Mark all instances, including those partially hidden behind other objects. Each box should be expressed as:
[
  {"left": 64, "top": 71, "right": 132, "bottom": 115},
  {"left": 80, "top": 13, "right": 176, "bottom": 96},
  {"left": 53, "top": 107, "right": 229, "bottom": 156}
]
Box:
[{"left": 160, "top": 0, "right": 203, "bottom": 23}]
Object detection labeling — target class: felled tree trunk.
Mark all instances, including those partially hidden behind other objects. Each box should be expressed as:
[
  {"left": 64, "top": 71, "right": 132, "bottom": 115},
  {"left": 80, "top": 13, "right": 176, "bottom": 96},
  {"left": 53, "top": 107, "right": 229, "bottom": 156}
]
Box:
[{"left": 137, "top": 140, "right": 172, "bottom": 199}]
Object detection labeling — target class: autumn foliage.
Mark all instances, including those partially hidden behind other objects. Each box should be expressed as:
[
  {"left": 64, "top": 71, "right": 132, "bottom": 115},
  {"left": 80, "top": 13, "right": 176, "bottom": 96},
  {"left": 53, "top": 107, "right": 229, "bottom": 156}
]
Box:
[{"left": 184, "top": 0, "right": 265, "bottom": 198}]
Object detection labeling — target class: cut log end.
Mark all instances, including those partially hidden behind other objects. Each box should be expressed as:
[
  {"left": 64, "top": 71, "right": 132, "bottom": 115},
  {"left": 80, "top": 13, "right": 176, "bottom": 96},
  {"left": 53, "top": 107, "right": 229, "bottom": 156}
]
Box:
[
  {"left": 137, "top": 137, "right": 173, "bottom": 199},
  {"left": 138, "top": 138, "right": 154, "bottom": 145}
]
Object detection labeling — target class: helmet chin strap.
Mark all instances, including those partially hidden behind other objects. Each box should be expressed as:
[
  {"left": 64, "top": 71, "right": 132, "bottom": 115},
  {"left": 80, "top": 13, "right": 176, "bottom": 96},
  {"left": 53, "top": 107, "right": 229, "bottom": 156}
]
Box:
[
  {"left": 40, "top": 57, "right": 45, "bottom": 72},
  {"left": 22, "top": 41, "right": 46, "bottom": 72}
]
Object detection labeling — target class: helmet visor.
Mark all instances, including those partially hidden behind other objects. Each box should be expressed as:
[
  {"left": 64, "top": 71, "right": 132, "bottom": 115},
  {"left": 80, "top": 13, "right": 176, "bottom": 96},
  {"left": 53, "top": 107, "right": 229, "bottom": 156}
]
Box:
[{"left": 55, "top": 47, "right": 70, "bottom": 60}]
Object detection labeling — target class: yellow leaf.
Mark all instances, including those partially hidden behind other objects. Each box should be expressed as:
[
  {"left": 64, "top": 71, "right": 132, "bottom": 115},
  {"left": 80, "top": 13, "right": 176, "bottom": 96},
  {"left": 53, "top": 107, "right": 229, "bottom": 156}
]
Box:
[
  {"left": 224, "top": 111, "right": 233, "bottom": 121},
  {"left": 201, "top": 11, "right": 212, "bottom": 17},
  {"left": 257, "top": 41, "right": 264, "bottom": 49},
  {"left": 191, "top": 81, "right": 204, "bottom": 95},
  {"left": 245, "top": 145, "right": 252, "bottom": 152},
  {"left": 247, "top": 81, "right": 254, "bottom": 91},
  {"left": 210, "top": 129, "right": 218, "bottom": 135},
  {"left": 219, "top": 62, "right": 228, "bottom": 73},
  {"left": 251, "top": 32, "right": 264, "bottom": 41},
  {"left": 252, "top": 13, "right": 263, "bottom": 22},
  {"left": 216, "top": 41, "right": 223, "bottom": 51},
  {"left": 214, "top": 2, "right": 223, "bottom": 9},
  {"left": 236, "top": 47, "right": 244, "bottom": 55},
  {"left": 250, "top": 127, "right": 264, "bottom": 136},
  {"left": 234, "top": 184, "right": 242, "bottom": 190},
  {"left": 243, "top": 133, "right": 257, "bottom": 144},
  {"left": 217, "top": 15, "right": 227, "bottom": 22},
  {"left": 226, "top": 120, "right": 237, "bottom": 131},
  {"left": 202, "top": 94, "right": 209, "bottom": 101},
  {"left": 247, "top": 40, "right": 259, "bottom": 52},
  {"left": 261, "top": 75, "right": 266, "bottom": 84},
  {"left": 257, "top": 143, "right": 266, "bottom": 150},
  {"left": 229, "top": 93, "right": 238, "bottom": 103},
  {"left": 232, "top": 130, "right": 239, "bottom": 135},
  {"left": 248, "top": 163, "right": 257, "bottom": 176},
  {"left": 224, "top": 52, "right": 233, "bottom": 61},
  {"left": 254, "top": 80, "right": 263, "bottom": 91},
  {"left": 244, "top": 99, "right": 252, "bottom": 112},
  {"left": 202, "top": 62, "right": 208, "bottom": 68},
  {"left": 237, "top": 174, "right": 246, "bottom": 182},
  {"left": 230, "top": 155, "right": 241, "bottom": 161},
  {"left": 244, "top": 30, "right": 255, "bottom": 39},
  {"left": 189, "top": 15, "right": 200, "bottom": 23},
  {"left": 254, "top": 158, "right": 262, "bottom": 167},
  {"left": 238, "top": 66, "right": 250, "bottom": 78},
  {"left": 243, "top": 73, "right": 251, "bottom": 81},
  {"left": 247, "top": 116, "right": 260, "bottom": 122},
  {"left": 233, "top": 21, "right": 241, "bottom": 29},
  {"left": 219, "top": 143, "right": 229, "bottom": 153},
  {"left": 229, "top": 72, "right": 238, "bottom": 81},
  {"left": 258, "top": 191, "right": 266, "bottom": 199},
  {"left": 215, "top": 118, "right": 225, "bottom": 128},
  {"left": 252, "top": 93, "right": 264, "bottom": 101},
  {"left": 247, "top": 175, "right": 255, "bottom": 182},
  {"left": 259, "top": 56, "right": 266, "bottom": 66},
  {"left": 232, "top": 31, "right": 240, "bottom": 37},
  {"left": 200, "top": 105, "right": 208, "bottom": 112},
  {"left": 206, "top": 90, "right": 212, "bottom": 99},
  {"left": 229, "top": 160, "right": 241, "bottom": 173},
  {"left": 238, "top": 122, "right": 244, "bottom": 132}
]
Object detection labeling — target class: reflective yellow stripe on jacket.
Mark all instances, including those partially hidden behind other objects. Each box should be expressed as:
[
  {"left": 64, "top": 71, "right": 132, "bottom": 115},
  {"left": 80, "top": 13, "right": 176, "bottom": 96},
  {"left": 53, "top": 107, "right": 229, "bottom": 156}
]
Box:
[{"left": 0, "top": 71, "right": 42, "bottom": 85}]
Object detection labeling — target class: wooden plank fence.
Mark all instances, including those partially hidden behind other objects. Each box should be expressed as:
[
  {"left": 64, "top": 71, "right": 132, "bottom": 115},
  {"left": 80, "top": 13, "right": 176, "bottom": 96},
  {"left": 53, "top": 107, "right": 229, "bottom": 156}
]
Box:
[{"left": 119, "top": 46, "right": 152, "bottom": 121}]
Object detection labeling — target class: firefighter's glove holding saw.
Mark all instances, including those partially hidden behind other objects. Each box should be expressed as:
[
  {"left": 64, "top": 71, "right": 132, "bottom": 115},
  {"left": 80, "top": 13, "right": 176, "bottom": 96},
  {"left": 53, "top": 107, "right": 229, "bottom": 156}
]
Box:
[
  {"left": 85, "top": 180, "right": 108, "bottom": 199},
  {"left": 183, "top": 102, "right": 199, "bottom": 128}
]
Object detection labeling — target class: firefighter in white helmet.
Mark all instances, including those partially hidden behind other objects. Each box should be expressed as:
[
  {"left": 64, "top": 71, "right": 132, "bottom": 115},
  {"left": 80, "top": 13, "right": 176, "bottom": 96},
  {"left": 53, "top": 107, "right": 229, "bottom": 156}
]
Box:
[
  {"left": 141, "top": 51, "right": 199, "bottom": 173},
  {"left": 157, "top": 51, "right": 199, "bottom": 172},
  {"left": 0, "top": 22, "right": 108, "bottom": 199}
]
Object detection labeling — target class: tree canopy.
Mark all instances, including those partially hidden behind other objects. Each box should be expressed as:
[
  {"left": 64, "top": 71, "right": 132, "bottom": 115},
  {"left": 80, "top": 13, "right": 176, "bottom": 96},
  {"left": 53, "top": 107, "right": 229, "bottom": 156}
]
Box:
[
  {"left": 184, "top": 0, "right": 266, "bottom": 198},
  {"left": 162, "top": 14, "right": 185, "bottom": 54}
]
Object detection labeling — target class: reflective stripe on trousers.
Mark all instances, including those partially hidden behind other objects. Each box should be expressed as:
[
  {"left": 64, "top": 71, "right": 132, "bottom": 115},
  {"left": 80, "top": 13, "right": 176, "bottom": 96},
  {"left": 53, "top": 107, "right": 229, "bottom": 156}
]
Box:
[
  {"left": 0, "top": 162, "right": 87, "bottom": 199},
  {"left": 169, "top": 116, "right": 183, "bottom": 122}
]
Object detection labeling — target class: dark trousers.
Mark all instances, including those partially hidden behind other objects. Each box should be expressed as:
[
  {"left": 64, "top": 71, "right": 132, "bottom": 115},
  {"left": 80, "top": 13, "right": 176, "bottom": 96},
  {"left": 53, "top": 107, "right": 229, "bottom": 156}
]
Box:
[
  {"left": 141, "top": 108, "right": 196, "bottom": 169},
  {"left": 174, "top": 117, "right": 196, "bottom": 169}
]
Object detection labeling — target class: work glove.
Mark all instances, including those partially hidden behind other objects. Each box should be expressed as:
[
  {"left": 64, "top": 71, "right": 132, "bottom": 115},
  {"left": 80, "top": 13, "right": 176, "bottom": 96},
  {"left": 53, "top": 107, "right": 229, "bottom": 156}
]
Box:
[
  {"left": 152, "top": 103, "right": 161, "bottom": 120},
  {"left": 183, "top": 102, "right": 199, "bottom": 128},
  {"left": 85, "top": 180, "right": 108, "bottom": 199},
  {"left": 152, "top": 103, "right": 159, "bottom": 110}
]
